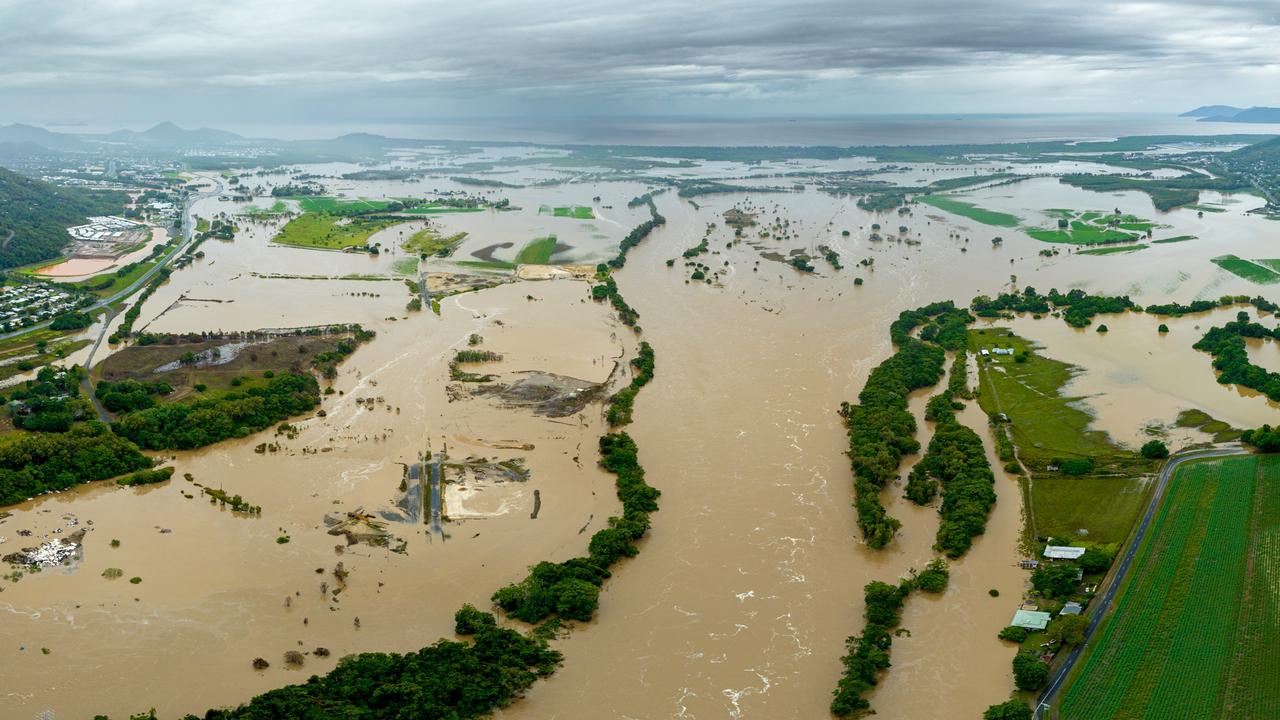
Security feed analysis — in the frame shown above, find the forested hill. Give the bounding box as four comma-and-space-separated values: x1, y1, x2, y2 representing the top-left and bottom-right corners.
0, 166, 128, 269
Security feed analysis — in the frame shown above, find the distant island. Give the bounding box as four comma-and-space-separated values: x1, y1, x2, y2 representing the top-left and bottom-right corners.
1182, 105, 1280, 123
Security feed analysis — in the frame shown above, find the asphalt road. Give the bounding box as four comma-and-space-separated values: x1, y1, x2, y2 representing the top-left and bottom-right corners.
1034, 445, 1247, 718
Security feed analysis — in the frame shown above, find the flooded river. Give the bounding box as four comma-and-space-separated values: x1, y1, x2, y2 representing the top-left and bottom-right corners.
4, 161, 1279, 718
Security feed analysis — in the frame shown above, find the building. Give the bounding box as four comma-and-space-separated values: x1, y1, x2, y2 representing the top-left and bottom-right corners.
1011, 609, 1052, 631
1043, 545, 1087, 560
1059, 601, 1083, 616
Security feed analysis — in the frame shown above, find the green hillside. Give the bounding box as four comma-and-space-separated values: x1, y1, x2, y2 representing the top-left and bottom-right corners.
0, 166, 129, 269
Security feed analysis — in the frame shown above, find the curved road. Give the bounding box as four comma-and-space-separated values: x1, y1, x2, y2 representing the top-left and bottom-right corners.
0, 174, 224, 343
1034, 444, 1247, 719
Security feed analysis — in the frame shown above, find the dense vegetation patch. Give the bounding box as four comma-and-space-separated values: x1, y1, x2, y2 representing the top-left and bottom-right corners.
1193, 312, 1280, 400
840, 302, 972, 548
0, 167, 129, 269
111, 372, 320, 449
0, 422, 153, 506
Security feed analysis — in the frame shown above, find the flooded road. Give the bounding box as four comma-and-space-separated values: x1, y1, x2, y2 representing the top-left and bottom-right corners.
4, 164, 1280, 718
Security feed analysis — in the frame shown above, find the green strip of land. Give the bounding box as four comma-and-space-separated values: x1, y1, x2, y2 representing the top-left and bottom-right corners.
515, 236, 559, 264
917, 195, 1021, 227
1077, 244, 1148, 256
1211, 254, 1280, 284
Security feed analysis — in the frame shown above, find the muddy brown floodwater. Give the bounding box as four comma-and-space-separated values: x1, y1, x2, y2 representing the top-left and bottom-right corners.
3, 168, 1279, 719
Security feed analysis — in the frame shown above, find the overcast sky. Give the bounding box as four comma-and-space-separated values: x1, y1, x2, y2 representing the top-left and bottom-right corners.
2, 0, 1277, 134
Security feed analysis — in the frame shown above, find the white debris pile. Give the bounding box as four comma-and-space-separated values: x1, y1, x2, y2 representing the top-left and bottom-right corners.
3, 536, 81, 567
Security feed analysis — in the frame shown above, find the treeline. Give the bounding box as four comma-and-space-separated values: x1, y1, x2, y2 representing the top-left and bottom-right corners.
606, 341, 654, 426
1242, 425, 1280, 452
840, 302, 971, 548
626, 188, 668, 208
906, 386, 997, 557
607, 198, 666, 269
1142, 294, 1276, 316
193, 619, 561, 720
590, 276, 639, 327
970, 287, 1133, 328
110, 268, 172, 342
1058, 173, 1248, 211
831, 560, 950, 716
493, 430, 659, 623
112, 372, 320, 450
1193, 312, 1280, 400
0, 422, 154, 506
312, 326, 376, 378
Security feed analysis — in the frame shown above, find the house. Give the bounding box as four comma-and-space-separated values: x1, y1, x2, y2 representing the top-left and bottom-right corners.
993, 347, 1015, 356
1043, 545, 1087, 560
1059, 601, 1083, 616
980, 349, 990, 357
1011, 609, 1052, 631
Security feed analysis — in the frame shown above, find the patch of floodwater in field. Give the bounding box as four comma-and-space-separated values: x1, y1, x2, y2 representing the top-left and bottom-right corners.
999, 308, 1280, 448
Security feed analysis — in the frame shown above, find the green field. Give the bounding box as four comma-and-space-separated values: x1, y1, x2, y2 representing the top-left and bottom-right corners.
542, 205, 595, 219
1078, 244, 1148, 256
917, 195, 1020, 227
273, 214, 403, 250
1211, 254, 1280, 284
1151, 235, 1196, 244
292, 197, 394, 215
1251, 258, 1280, 273
515, 235, 559, 264
970, 328, 1151, 543
401, 204, 486, 215
72, 261, 158, 298
1061, 454, 1280, 719
402, 227, 469, 257
1028, 210, 1150, 245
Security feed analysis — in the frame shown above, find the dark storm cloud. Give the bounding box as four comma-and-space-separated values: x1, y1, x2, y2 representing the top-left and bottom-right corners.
0, 0, 1277, 127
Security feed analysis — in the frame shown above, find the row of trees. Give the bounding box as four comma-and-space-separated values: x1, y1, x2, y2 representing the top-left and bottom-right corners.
831, 561, 950, 716
907, 387, 998, 557
606, 341, 654, 426
491, 431, 660, 623
970, 286, 1134, 328
195, 617, 561, 720
841, 303, 971, 548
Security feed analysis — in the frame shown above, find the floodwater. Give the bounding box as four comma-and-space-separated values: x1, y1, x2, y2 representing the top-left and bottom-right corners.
33, 227, 170, 279
4, 151, 1280, 719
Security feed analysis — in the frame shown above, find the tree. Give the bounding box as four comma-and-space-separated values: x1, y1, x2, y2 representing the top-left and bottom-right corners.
985, 699, 1034, 720
1158, 323, 1169, 333
453, 604, 496, 635
1140, 439, 1169, 459
1032, 561, 1079, 598
1046, 613, 1088, 646
1012, 652, 1049, 691
998, 625, 1029, 642
1242, 424, 1280, 452
1078, 547, 1112, 574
